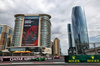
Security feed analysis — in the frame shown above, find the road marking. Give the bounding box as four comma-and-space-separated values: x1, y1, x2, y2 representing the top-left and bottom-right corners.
33, 62, 53, 64
0, 63, 12, 64
54, 62, 65, 63
0, 63, 12, 65
12, 62, 33, 64
0, 62, 66, 65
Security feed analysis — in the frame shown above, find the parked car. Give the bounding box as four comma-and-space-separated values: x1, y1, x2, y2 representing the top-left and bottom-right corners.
29, 57, 45, 61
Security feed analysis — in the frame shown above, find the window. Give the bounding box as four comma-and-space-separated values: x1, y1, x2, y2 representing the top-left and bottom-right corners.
0, 27, 2, 34
8, 29, 12, 35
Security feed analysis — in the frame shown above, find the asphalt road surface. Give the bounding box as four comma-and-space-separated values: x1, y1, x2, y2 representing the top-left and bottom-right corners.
0, 57, 65, 63
1, 64, 100, 66
46, 57, 64, 62
1, 57, 100, 66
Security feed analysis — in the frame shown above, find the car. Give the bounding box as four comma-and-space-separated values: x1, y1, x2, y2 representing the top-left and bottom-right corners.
29, 57, 45, 61
54, 56, 60, 59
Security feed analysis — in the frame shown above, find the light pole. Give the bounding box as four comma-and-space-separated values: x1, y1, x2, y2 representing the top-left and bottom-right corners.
93, 43, 96, 55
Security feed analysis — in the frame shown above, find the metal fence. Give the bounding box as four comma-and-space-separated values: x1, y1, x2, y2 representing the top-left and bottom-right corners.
85, 42, 100, 55
68, 42, 100, 55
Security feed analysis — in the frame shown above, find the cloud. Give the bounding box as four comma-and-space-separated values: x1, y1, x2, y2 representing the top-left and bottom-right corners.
0, 0, 100, 55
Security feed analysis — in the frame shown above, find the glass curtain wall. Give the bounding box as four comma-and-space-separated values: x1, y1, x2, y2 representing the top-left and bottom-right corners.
68, 24, 75, 48
72, 6, 89, 54
41, 16, 51, 48
12, 16, 23, 46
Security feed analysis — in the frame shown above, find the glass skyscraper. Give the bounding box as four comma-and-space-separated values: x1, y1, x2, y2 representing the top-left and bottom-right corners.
68, 24, 76, 55
72, 6, 89, 54
68, 24, 75, 48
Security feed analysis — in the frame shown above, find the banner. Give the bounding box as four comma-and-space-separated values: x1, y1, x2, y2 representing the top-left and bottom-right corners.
22, 16, 39, 46
64, 55, 100, 63
0, 56, 52, 61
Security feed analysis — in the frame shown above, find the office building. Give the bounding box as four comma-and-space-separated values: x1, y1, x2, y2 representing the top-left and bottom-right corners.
68, 24, 76, 55
8, 14, 51, 54
72, 6, 89, 54
68, 24, 75, 48
0, 24, 13, 51
51, 41, 54, 55
52, 38, 60, 56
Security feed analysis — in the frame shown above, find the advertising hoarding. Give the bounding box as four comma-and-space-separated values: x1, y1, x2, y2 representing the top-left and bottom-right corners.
22, 16, 39, 46
0, 56, 51, 62
64, 55, 100, 63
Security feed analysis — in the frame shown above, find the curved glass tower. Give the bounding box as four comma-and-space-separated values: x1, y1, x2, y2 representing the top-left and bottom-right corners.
12, 15, 24, 46
72, 6, 89, 54
41, 15, 51, 48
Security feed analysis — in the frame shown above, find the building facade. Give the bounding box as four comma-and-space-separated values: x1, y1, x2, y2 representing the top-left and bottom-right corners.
51, 41, 54, 55
0, 25, 13, 51
68, 24, 75, 48
68, 24, 76, 55
52, 38, 60, 56
9, 14, 51, 54
72, 6, 89, 54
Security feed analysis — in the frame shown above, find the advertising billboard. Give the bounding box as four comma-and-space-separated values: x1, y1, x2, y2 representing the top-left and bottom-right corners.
64, 55, 100, 63
22, 16, 39, 46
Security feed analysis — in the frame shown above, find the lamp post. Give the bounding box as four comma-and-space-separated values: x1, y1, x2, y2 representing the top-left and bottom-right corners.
93, 43, 96, 55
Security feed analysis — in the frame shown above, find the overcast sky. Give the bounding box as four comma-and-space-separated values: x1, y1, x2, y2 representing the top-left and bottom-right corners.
0, 0, 100, 55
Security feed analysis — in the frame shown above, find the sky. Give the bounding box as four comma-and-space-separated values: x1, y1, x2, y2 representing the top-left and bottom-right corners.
0, 0, 100, 55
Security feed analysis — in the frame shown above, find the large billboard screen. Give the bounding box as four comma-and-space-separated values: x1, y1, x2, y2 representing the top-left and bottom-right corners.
22, 16, 39, 46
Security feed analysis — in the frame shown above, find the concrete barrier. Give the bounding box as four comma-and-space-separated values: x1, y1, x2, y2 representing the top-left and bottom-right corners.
0, 56, 53, 62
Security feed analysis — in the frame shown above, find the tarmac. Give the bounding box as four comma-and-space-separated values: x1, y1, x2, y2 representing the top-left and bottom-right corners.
0, 62, 100, 66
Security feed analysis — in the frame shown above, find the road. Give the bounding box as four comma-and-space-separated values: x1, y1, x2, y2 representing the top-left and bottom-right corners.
46, 57, 64, 62
1, 64, 100, 66
0, 57, 65, 63
1, 57, 100, 66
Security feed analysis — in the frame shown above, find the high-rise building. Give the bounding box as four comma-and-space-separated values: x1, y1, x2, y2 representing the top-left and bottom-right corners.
0, 24, 13, 50
8, 14, 51, 54
52, 38, 60, 56
51, 41, 54, 54
68, 24, 76, 55
72, 6, 89, 54
68, 24, 75, 48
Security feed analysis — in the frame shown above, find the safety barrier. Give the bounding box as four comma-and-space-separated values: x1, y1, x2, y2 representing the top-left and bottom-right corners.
0, 56, 53, 62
